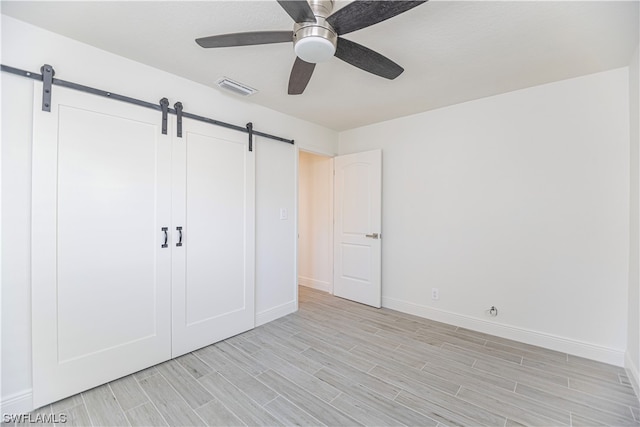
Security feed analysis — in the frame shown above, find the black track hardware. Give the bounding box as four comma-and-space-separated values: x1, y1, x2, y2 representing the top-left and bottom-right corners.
160, 98, 169, 135
174, 102, 183, 138
1, 64, 295, 147
246, 122, 254, 152
40, 64, 54, 112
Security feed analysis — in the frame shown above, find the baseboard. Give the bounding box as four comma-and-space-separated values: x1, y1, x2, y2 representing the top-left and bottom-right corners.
625, 351, 640, 403
382, 296, 625, 367
256, 300, 297, 327
1, 389, 33, 414
298, 276, 331, 292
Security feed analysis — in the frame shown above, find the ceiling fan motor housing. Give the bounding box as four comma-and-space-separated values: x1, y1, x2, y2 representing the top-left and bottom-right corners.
293, 0, 337, 63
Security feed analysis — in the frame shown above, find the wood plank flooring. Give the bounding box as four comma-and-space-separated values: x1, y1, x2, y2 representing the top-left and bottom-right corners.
21, 286, 639, 426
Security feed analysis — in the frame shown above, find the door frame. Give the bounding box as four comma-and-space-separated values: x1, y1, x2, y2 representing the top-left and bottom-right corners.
296, 147, 335, 297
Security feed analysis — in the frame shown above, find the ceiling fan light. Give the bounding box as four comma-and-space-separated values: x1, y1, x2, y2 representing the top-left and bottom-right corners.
294, 36, 336, 63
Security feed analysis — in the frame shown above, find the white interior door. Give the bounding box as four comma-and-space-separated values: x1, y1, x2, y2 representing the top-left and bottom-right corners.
333, 149, 382, 307
171, 118, 255, 357
31, 83, 172, 408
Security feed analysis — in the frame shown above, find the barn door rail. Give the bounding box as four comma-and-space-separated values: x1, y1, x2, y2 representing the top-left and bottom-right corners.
1, 63, 295, 148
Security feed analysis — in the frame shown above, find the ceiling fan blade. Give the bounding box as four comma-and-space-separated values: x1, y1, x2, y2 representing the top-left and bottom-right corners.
327, 1, 427, 35
277, 0, 316, 23
196, 31, 293, 48
288, 57, 316, 95
334, 37, 404, 79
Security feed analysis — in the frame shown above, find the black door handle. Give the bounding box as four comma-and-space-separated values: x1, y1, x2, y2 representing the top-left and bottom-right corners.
176, 226, 183, 247
161, 227, 168, 248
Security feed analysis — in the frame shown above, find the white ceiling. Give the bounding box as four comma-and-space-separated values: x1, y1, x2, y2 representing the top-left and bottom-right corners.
2, 0, 638, 131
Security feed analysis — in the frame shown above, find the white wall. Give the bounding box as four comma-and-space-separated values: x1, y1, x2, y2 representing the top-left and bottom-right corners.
339, 68, 630, 365
627, 43, 640, 392
1, 70, 34, 414
255, 136, 298, 325
0, 15, 338, 412
298, 151, 333, 292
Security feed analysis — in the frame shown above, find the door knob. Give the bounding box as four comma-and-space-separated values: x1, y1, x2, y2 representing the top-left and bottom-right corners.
365, 233, 379, 239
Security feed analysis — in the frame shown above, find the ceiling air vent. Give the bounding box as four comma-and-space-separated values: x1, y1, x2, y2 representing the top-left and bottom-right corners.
216, 77, 258, 97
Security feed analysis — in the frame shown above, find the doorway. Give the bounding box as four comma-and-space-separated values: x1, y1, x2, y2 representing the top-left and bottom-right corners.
298, 150, 333, 293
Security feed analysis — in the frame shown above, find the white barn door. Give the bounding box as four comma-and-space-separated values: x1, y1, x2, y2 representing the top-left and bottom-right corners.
333, 149, 382, 307
171, 118, 255, 357
31, 83, 172, 407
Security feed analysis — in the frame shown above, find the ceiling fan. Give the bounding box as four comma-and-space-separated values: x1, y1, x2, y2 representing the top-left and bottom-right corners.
195, 0, 427, 95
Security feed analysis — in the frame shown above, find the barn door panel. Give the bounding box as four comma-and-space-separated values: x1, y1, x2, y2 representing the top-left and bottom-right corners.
171, 118, 255, 357
31, 83, 172, 407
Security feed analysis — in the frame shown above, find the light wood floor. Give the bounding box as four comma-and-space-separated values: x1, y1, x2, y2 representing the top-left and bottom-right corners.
23, 286, 639, 426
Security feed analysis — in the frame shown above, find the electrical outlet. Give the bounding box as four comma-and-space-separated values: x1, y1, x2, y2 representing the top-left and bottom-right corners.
431, 288, 439, 300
